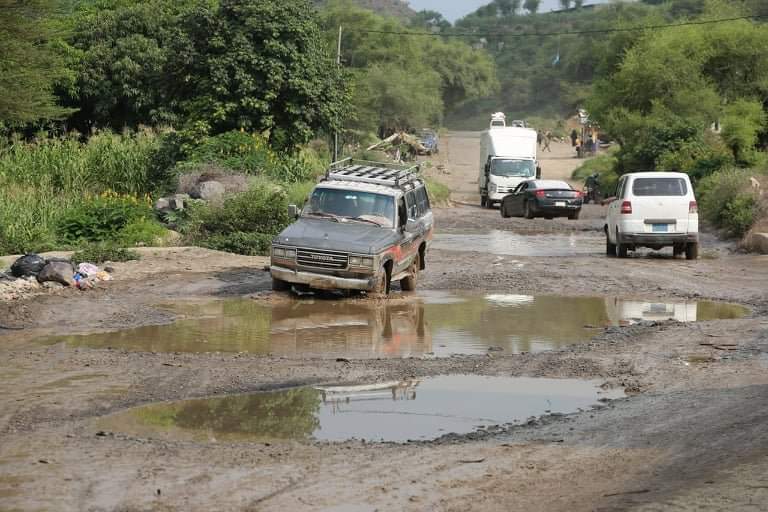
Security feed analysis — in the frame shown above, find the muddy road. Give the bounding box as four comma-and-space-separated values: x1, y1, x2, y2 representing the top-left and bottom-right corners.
1, 134, 768, 512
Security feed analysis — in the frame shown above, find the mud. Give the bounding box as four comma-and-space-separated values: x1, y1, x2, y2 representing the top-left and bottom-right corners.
1, 135, 767, 511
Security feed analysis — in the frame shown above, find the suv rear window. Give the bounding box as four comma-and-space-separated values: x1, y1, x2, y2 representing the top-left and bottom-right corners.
632, 178, 688, 197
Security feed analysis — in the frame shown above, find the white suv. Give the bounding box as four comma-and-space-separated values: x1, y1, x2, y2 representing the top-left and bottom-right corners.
605, 172, 699, 259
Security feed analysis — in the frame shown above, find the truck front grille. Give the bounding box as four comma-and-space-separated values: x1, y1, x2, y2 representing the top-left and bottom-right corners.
296, 248, 349, 270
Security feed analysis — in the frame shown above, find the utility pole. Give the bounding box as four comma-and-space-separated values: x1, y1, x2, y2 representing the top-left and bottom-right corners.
334, 25, 342, 162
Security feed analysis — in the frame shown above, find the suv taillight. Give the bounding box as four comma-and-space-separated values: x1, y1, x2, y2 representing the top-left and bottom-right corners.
689, 201, 698, 214
620, 201, 632, 214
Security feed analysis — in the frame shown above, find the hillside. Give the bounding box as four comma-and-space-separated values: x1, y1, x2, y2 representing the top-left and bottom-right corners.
315, 0, 416, 19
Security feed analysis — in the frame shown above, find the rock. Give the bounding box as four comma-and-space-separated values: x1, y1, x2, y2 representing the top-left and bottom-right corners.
37, 261, 75, 287
169, 196, 185, 211
191, 180, 225, 202
154, 198, 170, 211
10, 254, 47, 277
744, 232, 768, 254
42, 281, 65, 290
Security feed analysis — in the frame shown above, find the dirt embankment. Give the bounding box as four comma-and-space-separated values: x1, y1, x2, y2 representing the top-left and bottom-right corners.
1, 133, 767, 512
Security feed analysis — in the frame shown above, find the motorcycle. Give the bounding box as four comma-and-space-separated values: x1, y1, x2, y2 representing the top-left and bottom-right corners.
583, 173, 602, 204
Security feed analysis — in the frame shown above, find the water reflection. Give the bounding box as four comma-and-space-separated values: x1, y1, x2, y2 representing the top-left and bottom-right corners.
49, 294, 748, 357
97, 376, 623, 443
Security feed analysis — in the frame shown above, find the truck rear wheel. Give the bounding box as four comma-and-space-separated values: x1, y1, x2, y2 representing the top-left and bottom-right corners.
272, 277, 290, 292
400, 254, 419, 292
685, 242, 699, 260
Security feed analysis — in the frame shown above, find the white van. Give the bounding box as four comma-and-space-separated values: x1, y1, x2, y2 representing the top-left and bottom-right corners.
605, 172, 699, 259
479, 127, 540, 207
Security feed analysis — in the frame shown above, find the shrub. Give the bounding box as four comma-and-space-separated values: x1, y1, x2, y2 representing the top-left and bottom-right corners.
284, 180, 316, 207
202, 232, 274, 256
698, 168, 762, 237
183, 183, 291, 255
72, 243, 141, 265
57, 192, 155, 244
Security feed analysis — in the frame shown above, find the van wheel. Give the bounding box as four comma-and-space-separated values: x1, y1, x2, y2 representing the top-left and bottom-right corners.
606, 237, 616, 257
272, 277, 290, 292
524, 201, 534, 219
685, 242, 699, 260
400, 254, 419, 292
673, 245, 683, 258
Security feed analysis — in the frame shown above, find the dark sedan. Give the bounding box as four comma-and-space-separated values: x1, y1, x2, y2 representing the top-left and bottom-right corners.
500, 180, 583, 220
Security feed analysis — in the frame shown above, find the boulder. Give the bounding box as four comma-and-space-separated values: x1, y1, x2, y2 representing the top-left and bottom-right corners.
37, 261, 75, 287
10, 254, 47, 277
191, 181, 225, 202
154, 198, 171, 211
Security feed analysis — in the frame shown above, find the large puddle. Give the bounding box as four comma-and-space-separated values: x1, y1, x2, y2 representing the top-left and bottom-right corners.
47, 293, 748, 357
433, 231, 604, 257
96, 375, 623, 443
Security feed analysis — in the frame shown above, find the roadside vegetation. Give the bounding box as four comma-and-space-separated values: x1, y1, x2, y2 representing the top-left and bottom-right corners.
469, 0, 768, 240
0, 0, 478, 257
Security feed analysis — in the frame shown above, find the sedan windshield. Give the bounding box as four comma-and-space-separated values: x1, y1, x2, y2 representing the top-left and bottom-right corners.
304, 188, 395, 228
491, 159, 535, 178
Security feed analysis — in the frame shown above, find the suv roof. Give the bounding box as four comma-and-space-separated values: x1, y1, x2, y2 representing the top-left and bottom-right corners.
624, 171, 690, 179
324, 159, 425, 192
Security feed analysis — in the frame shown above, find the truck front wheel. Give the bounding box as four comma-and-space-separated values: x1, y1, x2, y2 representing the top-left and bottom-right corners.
272, 277, 290, 292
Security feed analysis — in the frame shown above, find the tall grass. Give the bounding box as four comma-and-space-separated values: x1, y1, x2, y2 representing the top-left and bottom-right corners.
0, 130, 168, 255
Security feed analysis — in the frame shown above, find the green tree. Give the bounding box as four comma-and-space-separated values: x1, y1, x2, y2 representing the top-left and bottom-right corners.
0, 0, 73, 125
559, 0, 571, 9
176, 0, 350, 149
523, 0, 541, 14
353, 63, 443, 134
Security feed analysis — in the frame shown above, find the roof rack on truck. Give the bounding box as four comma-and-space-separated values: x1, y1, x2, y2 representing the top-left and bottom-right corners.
325, 158, 422, 188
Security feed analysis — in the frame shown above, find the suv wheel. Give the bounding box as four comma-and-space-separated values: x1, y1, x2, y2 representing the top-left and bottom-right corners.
372, 266, 391, 296
685, 242, 699, 260
400, 254, 419, 292
272, 277, 290, 292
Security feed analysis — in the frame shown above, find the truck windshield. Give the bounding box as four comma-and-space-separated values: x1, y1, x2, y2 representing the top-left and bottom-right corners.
491, 159, 535, 178
304, 188, 395, 228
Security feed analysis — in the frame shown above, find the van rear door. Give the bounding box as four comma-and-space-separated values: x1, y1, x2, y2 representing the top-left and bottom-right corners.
629, 176, 691, 234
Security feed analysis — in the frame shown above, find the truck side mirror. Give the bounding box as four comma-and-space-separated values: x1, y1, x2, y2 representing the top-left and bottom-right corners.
288, 204, 299, 219
536, 166, 542, 179
405, 219, 418, 233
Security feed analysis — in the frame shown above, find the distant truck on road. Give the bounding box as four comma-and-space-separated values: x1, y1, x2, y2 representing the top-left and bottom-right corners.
479, 125, 540, 208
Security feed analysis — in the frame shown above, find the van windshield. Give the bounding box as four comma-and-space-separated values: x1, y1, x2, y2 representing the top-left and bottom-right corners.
491, 159, 535, 178
304, 188, 395, 228
632, 178, 688, 197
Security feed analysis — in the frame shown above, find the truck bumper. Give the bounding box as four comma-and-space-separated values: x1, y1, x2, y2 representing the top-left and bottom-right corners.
270, 265, 376, 291
619, 233, 698, 246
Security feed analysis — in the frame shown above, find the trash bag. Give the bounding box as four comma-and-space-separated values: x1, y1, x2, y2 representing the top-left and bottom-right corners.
10, 254, 47, 278
37, 261, 75, 287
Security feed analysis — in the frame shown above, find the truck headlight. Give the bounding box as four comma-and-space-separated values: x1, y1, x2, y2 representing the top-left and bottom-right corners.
284, 249, 296, 259
489, 183, 497, 193
273, 247, 286, 258
349, 256, 375, 268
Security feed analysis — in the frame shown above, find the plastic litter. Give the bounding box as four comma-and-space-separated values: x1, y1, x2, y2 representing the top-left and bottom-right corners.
77, 263, 100, 277
10, 254, 47, 277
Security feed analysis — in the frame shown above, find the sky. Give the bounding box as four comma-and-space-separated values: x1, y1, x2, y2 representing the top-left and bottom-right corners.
407, 0, 610, 22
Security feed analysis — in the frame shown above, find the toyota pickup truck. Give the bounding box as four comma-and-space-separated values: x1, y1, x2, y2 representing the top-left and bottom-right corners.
270, 159, 434, 295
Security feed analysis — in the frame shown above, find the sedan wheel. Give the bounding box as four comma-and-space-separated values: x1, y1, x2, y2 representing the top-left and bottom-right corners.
524, 201, 534, 219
